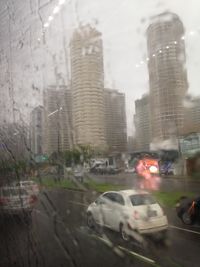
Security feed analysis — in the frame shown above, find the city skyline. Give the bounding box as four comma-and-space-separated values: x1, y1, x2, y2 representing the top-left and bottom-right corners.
0, 1, 200, 136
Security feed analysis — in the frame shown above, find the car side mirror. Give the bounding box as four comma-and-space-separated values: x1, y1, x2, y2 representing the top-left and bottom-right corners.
95, 198, 105, 205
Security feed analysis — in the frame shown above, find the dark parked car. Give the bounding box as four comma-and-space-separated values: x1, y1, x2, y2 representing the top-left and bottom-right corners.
90, 165, 121, 175
176, 196, 200, 225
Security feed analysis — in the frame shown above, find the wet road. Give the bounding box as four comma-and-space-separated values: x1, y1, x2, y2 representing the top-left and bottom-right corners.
1, 188, 200, 267
88, 173, 200, 194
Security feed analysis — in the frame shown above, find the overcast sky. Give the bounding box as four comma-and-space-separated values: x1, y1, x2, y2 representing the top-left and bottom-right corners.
75, 0, 200, 135
1, 0, 200, 134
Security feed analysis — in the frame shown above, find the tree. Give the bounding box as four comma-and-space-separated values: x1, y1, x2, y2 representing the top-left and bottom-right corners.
76, 145, 93, 163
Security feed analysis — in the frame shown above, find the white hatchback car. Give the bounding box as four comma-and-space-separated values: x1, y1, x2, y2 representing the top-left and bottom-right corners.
87, 189, 168, 241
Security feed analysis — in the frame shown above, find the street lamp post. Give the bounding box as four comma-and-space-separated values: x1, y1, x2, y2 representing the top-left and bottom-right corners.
48, 106, 63, 179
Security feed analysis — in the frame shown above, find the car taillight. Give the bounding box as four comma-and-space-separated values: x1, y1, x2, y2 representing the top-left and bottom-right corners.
29, 195, 37, 204
133, 210, 140, 220
0, 197, 9, 205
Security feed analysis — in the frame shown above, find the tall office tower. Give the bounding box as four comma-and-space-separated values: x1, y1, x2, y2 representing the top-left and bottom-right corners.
183, 95, 200, 134
70, 25, 106, 149
30, 106, 43, 155
147, 12, 188, 143
104, 89, 127, 153
43, 86, 72, 155
134, 94, 151, 151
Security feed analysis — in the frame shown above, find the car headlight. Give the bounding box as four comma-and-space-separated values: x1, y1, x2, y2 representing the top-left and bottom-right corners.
149, 166, 158, 173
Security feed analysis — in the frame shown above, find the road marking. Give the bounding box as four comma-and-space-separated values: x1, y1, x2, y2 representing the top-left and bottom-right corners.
169, 225, 200, 236
118, 246, 156, 266
69, 201, 88, 207
91, 234, 158, 266
92, 235, 113, 247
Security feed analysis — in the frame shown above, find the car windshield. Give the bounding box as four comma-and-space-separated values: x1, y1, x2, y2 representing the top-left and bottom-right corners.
130, 194, 157, 206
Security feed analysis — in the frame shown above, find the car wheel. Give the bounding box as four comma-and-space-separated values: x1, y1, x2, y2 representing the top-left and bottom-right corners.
181, 211, 193, 225
120, 223, 129, 241
87, 213, 95, 229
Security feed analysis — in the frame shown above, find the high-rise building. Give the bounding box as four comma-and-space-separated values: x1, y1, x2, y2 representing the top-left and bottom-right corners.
147, 12, 188, 143
183, 95, 200, 134
104, 89, 127, 153
134, 94, 151, 151
30, 106, 43, 155
70, 24, 106, 149
43, 86, 72, 155
127, 136, 136, 152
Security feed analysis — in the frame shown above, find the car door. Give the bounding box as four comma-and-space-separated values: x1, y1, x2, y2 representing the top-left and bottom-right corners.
91, 196, 107, 225
106, 193, 125, 231
97, 192, 116, 228
102, 193, 125, 230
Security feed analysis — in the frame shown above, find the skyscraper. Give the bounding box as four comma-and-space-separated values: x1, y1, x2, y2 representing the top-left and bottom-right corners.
104, 89, 127, 153
43, 86, 72, 155
70, 24, 106, 149
134, 94, 151, 151
183, 95, 200, 134
147, 12, 188, 143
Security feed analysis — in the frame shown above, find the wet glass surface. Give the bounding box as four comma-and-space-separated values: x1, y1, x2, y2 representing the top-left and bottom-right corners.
0, 1, 200, 266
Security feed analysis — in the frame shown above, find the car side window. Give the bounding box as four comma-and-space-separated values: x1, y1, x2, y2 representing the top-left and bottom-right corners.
103, 193, 124, 205
112, 193, 125, 206
103, 193, 113, 202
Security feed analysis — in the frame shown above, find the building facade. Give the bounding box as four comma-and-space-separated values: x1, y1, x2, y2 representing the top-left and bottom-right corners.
183, 95, 200, 134
147, 12, 188, 143
70, 24, 106, 149
104, 89, 127, 153
127, 136, 136, 152
134, 94, 151, 151
43, 86, 72, 155
30, 106, 43, 156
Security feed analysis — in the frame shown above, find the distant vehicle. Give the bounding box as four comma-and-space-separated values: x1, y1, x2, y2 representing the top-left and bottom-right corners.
73, 168, 84, 183
87, 189, 168, 242
13, 180, 39, 195
0, 186, 37, 217
90, 164, 121, 175
176, 196, 200, 225
160, 161, 174, 175
136, 157, 160, 190
90, 158, 121, 175
125, 167, 136, 173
